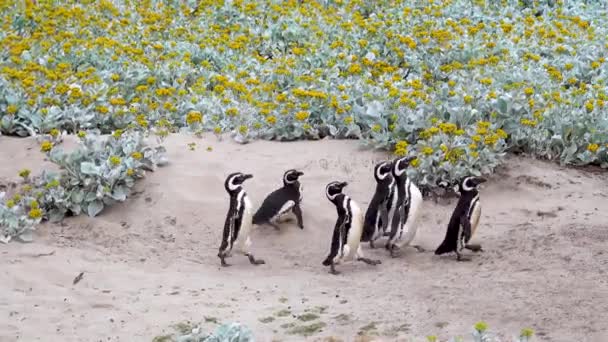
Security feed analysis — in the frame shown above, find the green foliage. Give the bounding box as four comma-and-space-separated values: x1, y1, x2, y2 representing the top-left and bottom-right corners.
1, 0, 607, 190
0, 130, 167, 243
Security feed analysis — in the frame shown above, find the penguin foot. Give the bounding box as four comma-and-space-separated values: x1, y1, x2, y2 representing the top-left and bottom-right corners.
389, 248, 402, 258
247, 254, 266, 265
329, 264, 340, 275
465, 244, 483, 252
358, 257, 381, 265
369, 241, 376, 249
456, 253, 471, 262
412, 245, 426, 253
219, 257, 231, 267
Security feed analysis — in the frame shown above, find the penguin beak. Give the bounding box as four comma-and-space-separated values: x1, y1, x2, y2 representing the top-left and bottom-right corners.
473, 177, 487, 186
242, 174, 253, 181
339, 181, 348, 188
297, 171, 304, 176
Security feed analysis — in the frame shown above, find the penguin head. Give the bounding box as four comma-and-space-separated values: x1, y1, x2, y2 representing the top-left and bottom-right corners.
459, 176, 487, 193
391, 155, 416, 179
325, 181, 348, 201
225, 172, 253, 193
283, 169, 304, 186
373, 161, 392, 183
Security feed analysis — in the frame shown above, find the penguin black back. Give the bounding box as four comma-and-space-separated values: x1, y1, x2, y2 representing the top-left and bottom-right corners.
252, 169, 305, 229
434, 176, 486, 258
361, 161, 393, 242
322, 181, 350, 267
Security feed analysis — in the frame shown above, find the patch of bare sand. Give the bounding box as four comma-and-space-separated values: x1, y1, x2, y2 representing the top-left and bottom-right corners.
1, 134, 607, 342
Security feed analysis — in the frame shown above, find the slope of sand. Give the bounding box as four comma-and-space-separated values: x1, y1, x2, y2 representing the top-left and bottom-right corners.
1, 134, 607, 342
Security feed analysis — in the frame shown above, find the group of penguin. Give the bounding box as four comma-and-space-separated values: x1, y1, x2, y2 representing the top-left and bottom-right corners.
217, 155, 486, 275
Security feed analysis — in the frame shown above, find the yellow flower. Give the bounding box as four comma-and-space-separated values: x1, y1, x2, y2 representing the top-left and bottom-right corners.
77, 131, 86, 138
427, 336, 438, 342
111, 73, 120, 81
464, 95, 473, 104
226, 108, 238, 116
344, 116, 353, 125
214, 126, 222, 134
109, 156, 121, 167
131, 152, 143, 160
6, 104, 18, 115
5, 200, 15, 208
372, 124, 382, 132
524, 87, 534, 96
410, 158, 420, 167
295, 111, 310, 121
40, 141, 53, 152
19, 169, 31, 178
266, 116, 277, 125
186, 111, 203, 125
126, 168, 135, 176
28, 208, 43, 219
422, 146, 434, 155
520, 328, 534, 338
30, 200, 39, 209
587, 143, 599, 153
496, 129, 508, 139
439, 122, 458, 134
474, 321, 488, 333
238, 125, 248, 135
585, 101, 594, 113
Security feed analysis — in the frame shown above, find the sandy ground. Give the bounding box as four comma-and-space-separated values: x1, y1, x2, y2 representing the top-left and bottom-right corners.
1, 134, 607, 342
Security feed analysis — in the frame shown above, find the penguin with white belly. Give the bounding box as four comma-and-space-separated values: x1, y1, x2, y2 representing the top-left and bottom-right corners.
386, 155, 424, 257
361, 161, 394, 248
253, 169, 305, 230
434, 176, 486, 261
322, 181, 381, 275
217, 172, 265, 267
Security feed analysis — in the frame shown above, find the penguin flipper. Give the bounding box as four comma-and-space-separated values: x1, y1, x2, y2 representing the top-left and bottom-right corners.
460, 214, 472, 243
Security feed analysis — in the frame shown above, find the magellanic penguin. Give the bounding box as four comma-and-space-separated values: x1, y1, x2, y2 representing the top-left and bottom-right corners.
386, 155, 424, 257
434, 176, 487, 261
361, 161, 394, 248
252, 169, 305, 230
322, 181, 381, 275
218, 172, 265, 267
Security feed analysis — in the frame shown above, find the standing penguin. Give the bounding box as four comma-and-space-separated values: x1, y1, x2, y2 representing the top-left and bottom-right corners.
322, 181, 381, 275
386, 155, 424, 257
252, 169, 305, 230
361, 161, 394, 248
218, 172, 265, 267
434, 176, 486, 261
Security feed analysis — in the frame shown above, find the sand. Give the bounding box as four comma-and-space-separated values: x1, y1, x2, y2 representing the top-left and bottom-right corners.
1, 134, 607, 342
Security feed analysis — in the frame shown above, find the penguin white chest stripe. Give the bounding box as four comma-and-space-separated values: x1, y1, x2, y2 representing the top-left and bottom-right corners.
299, 183, 303, 202
468, 195, 481, 238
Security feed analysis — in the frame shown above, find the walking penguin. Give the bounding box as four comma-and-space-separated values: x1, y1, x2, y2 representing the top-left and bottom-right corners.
322, 181, 381, 275
218, 172, 265, 267
386, 155, 424, 257
361, 161, 394, 248
252, 169, 305, 230
434, 176, 486, 261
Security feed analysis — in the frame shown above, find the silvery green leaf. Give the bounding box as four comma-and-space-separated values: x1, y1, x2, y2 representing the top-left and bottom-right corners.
111, 186, 128, 201
81, 162, 100, 175
11, 230, 33, 243
87, 200, 104, 217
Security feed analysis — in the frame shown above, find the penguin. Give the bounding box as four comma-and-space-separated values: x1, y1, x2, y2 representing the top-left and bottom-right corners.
252, 169, 305, 230
386, 155, 424, 257
360, 161, 394, 248
322, 181, 381, 275
217, 172, 265, 267
434, 176, 487, 261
